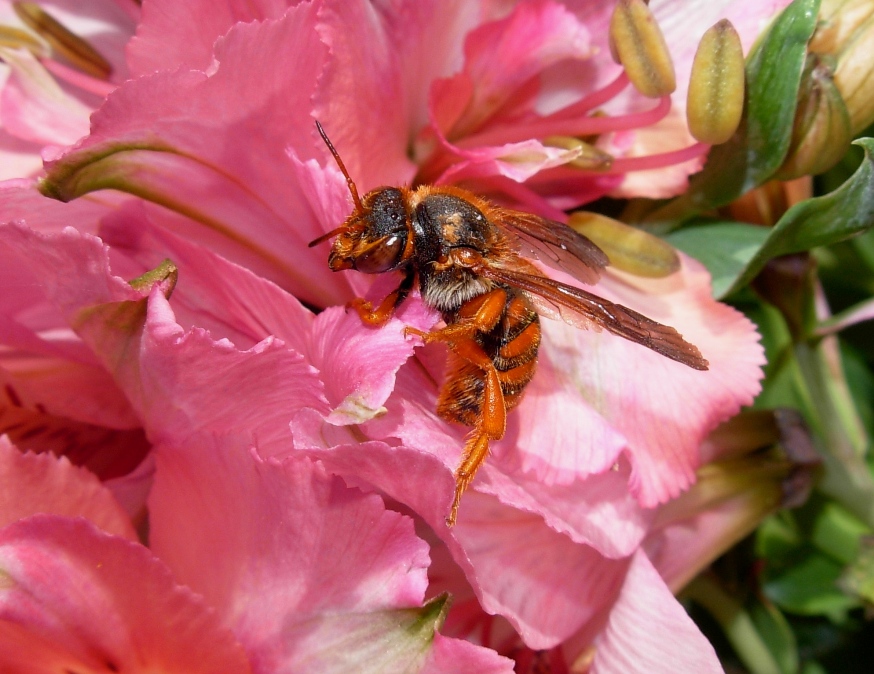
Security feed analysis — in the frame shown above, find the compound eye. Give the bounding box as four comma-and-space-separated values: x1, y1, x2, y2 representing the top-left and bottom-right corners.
353, 234, 405, 273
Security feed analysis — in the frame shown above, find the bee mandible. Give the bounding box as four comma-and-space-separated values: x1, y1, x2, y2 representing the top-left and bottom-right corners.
309, 121, 709, 526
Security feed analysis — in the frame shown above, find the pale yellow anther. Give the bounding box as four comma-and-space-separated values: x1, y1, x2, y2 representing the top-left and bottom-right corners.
609, 0, 676, 98
544, 136, 614, 170
569, 211, 680, 277
0, 25, 47, 54
543, 135, 584, 151
687, 19, 745, 145
13, 2, 112, 80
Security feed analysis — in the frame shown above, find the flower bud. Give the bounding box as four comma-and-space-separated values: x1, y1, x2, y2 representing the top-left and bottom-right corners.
650, 409, 819, 593
609, 0, 676, 97
687, 20, 746, 145
776, 54, 852, 179
810, 0, 874, 134
568, 211, 680, 277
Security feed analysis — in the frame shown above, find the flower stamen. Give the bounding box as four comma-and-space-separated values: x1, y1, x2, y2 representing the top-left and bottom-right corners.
458, 95, 673, 150
609, 0, 677, 98
13, 1, 112, 80
544, 136, 614, 170
687, 19, 745, 145
0, 24, 46, 54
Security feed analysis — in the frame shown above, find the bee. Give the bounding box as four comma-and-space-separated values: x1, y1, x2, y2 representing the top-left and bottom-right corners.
309, 121, 709, 526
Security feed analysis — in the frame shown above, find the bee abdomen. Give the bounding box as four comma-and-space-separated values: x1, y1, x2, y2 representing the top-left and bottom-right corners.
437, 292, 541, 429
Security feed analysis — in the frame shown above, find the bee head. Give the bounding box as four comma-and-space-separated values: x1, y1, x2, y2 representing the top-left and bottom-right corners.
308, 121, 411, 274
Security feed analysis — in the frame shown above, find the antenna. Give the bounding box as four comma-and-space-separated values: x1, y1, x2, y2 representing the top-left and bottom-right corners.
315, 120, 363, 213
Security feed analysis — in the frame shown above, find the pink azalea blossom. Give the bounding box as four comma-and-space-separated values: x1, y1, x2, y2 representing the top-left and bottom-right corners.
0, 0, 793, 671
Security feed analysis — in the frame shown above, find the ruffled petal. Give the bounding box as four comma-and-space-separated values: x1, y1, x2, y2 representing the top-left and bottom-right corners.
0, 437, 135, 539
148, 433, 484, 670
518, 256, 764, 507
0, 516, 252, 673
591, 551, 722, 674
44, 8, 357, 307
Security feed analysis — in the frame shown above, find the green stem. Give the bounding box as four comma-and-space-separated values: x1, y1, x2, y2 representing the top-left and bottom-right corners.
794, 340, 874, 527
685, 574, 782, 674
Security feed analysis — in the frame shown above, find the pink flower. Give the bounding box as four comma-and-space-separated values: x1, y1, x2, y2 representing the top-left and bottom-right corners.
0, 223, 511, 672
0, 1, 135, 178
0, 0, 790, 671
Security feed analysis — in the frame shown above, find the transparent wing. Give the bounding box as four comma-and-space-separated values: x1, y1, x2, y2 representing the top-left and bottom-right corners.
491, 208, 608, 286
479, 264, 709, 370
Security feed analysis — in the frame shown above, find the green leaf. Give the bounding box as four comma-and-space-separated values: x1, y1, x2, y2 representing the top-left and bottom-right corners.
809, 501, 868, 566
725, 137, 874, 294
646, 0, 820, 226
764, 550, 858, 619
838, 537, 874, 605
667, 222, 770, 297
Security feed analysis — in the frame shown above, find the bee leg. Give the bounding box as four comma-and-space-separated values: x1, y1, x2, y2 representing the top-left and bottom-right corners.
441, 337, 506, 526
405, 289, 508, 343
350, 271, 415, 326
448, 430, 490, 526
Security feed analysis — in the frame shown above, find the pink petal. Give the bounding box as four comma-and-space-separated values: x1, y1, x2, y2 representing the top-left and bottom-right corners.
291, 406, 458, 529
47, 8, 358, 307
432, 0, 591, 138
590, 551, 722, 674
423, 633, 514, 674
308, 294, 434, 425
450, 493, 629, 649
0, 132, 43, 179
435, 139, 584, 185
291, 414, 630, 650
0, 515, 252, 672
524, 256, 764, 507
128, 0, 286, 74
1, 220, 327, 455
148, 434, 466, 669
0, 217, 143, 429
99, 210, 318, 354
477, 462, 653, 558
0, 49, 91, 146
0, 437, 135, 539
124, 289, 327, 449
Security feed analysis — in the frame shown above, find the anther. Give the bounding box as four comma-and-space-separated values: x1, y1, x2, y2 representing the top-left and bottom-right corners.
13, 2, 112, 80
609, 0, 676, 98
544, 136, 614, 170
687, 20, 745, 145
0, 25, 47, 54
569, 211, 680, 277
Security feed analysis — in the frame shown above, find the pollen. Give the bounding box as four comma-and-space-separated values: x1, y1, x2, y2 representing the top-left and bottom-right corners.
609, 0, 676, 98
687, 19, 745, 145
13, 1, 112, 80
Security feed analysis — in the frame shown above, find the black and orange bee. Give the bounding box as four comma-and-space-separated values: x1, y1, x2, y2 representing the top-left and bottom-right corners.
309, 121, 709, 526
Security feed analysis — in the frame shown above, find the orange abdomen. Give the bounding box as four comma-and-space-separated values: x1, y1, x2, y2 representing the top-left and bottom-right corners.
437, 291, 541, 431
